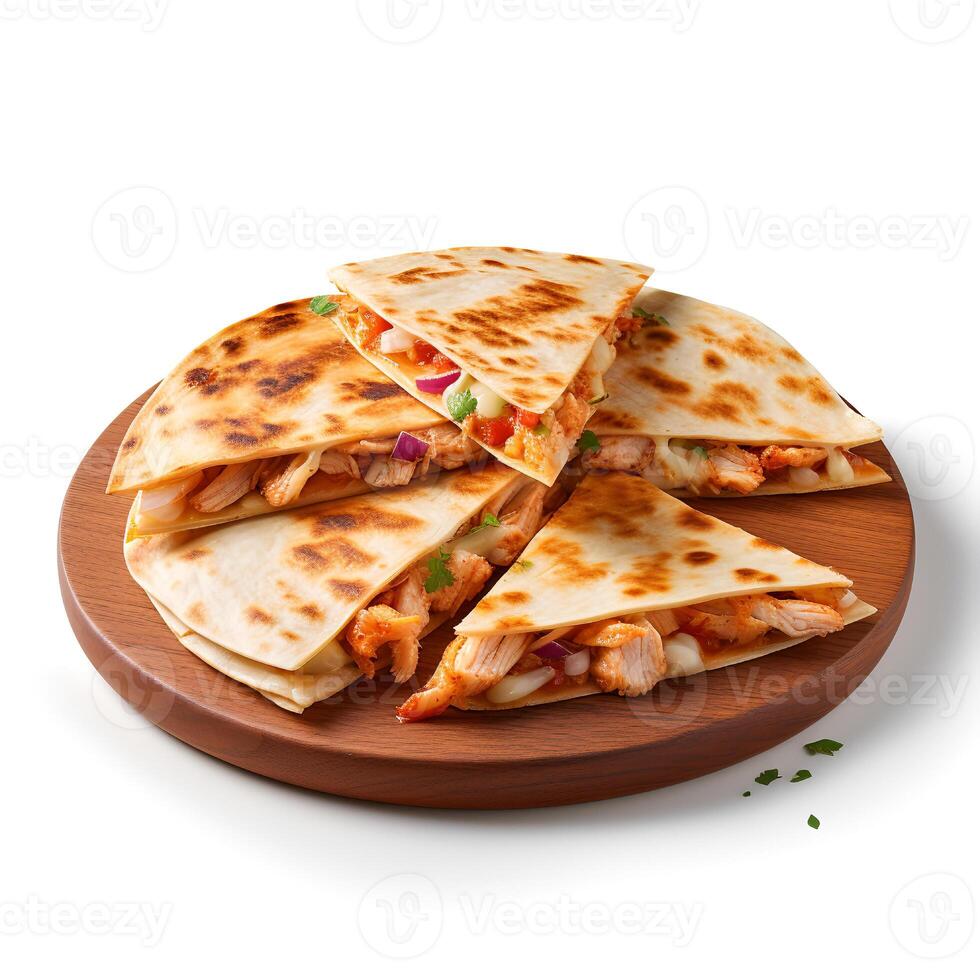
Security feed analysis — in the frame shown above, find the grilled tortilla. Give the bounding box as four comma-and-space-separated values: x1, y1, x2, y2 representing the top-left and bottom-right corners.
397, 473, 875, 719
586, 288, 890, 496
125, 464, 559, 711
329, 248, 652, 486
108, 297, 484, 537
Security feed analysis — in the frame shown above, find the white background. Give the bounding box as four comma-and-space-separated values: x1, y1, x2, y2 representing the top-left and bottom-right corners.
2, 1, 978, 975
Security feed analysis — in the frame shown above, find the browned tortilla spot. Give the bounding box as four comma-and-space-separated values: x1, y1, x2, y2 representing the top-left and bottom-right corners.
685, 550, 717, 564
247, 606, 275, 625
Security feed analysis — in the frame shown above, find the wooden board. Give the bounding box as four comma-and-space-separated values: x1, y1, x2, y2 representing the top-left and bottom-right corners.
59, 390, 914, 809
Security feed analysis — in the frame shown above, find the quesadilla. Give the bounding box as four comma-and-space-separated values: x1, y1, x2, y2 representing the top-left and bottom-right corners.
583, 289, 890, 496
329, 248, 653, 486
397, 472, 874, 720
125, 464, 564, 711
108, 297, 486, 537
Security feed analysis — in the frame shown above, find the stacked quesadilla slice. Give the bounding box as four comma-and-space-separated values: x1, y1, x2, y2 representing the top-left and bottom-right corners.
585, 289, 890, 496
397, 472, 874, 719
108, 297, 485, 537
125, 464, 562, 711
329, 248, 653, 486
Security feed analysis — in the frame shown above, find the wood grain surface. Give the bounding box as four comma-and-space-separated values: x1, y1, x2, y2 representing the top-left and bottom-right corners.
59, 389, 915, 808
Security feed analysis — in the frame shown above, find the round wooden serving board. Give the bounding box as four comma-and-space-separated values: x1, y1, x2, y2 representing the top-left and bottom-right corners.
60, 390, 914, 809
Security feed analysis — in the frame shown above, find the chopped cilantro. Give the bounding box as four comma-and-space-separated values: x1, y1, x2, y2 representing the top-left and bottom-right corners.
514, 559, 533, 573
804, 739, 843, 757
424, 549, 455, 594
807, 814, 821, 830
790, 769, 812, 783
691, 445, 709, 460
447, 388, 478, 423
633, 307, 670, 327
755, 769, 781, 786
742, 791, 751, 797
577, 430, 600, 455
310, 296, 339, 316
467, 514, 501, 535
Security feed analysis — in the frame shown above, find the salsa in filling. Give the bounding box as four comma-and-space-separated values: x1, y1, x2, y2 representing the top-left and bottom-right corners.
134, 422, 484, 529
580, 435, 874, 495
340, 298, 626, 472
340, 480, 559, 683
397, 587, 858, 721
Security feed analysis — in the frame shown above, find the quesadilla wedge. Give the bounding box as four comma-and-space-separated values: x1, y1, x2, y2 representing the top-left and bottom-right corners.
397, 472, 875, 720
329, 248, 653, 486
125, 464, 564, 710
584, 289, 890, 496
108, 297, 486, 537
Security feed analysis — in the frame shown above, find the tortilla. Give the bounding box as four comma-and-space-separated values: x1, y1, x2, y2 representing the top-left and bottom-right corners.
107, 297, 454, 535
589, 288, 890, 494
124, 463, 523, 673
330, 248, 653, 484
402, 472, 875, 716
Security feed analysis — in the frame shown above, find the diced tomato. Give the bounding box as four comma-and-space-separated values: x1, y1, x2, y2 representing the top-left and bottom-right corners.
359, 309, 393, 347
473, 414, 516, 447
514, 408, 541, 429
406, 340, 456, 373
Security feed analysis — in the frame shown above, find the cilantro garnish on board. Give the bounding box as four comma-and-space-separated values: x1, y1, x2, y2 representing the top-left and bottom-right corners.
424, 549, 455, 594
804, 739, 843, 756
790, 770, 812, 783
310, 296, 339, 316
755, 769, 781, 786
447, 389, 477, 422
807, 815, 821, 830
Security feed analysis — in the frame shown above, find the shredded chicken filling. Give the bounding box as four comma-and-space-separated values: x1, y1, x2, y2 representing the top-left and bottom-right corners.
343, 480, 557, 685
397, 588, 852, 721
341, 299, 622, 469
581, 436, 868, 495
136, 422, 482, 524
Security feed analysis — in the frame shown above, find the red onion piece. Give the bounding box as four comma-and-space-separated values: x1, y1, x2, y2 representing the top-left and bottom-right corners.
535, 641, 571, 661
416, 370, 461, 394
391, 431, 430, 463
